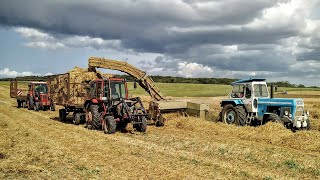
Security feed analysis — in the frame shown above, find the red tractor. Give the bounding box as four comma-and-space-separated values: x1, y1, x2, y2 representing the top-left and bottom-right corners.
10, 80, 55, 111
83, 78, 148, 134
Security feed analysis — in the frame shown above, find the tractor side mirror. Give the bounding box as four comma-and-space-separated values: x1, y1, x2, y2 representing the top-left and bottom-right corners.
133, 80, 137, 89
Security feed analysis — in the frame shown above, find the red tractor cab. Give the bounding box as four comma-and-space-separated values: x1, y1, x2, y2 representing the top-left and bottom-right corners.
26, 82, 55, 111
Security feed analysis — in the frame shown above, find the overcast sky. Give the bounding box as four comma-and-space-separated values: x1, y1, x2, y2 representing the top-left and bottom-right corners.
0, 0, 319, 86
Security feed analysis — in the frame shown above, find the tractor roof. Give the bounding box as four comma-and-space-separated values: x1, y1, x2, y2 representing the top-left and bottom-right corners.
231, 78, 266, 85
30, 82, 47, 84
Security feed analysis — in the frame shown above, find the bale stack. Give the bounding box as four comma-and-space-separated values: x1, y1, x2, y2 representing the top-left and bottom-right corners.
50, 66, 113, 106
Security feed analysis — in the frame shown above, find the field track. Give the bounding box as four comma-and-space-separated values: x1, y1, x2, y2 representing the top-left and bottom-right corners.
0, 84, 320, 179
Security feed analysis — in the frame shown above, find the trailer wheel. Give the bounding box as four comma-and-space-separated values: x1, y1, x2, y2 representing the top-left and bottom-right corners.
34, 102, 39, 111
104, 116, 116, 134
28, 98, 34, 110
221, 104, 246, 125
73, 113, 81, 125
17, 100, 21, 108
266, 113, 283, 125
135, 116, 147, 132
59, 109, 67, 121
22, 101, 27, 108
91, 105, 102, 130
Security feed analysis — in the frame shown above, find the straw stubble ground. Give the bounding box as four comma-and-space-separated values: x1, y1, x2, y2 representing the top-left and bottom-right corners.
0, 84, 320, 179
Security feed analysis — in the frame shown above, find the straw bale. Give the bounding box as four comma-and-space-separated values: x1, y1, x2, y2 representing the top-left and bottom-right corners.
51, 66, 113, 105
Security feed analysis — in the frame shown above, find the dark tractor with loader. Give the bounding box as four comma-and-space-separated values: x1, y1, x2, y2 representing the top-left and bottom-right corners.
219, 78, 310, 130
84, 78, 148, 134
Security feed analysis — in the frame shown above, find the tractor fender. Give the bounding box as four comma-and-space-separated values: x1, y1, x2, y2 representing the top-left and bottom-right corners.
262, 113, 272, 122
91, 99, 98, 104
221, 100, 243, 107
84, 100, 93, 111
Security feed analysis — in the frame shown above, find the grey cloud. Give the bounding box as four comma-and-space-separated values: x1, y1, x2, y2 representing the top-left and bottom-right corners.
0, 0, 287, 53
297, 50, 320, 61
0, 0, 319, 85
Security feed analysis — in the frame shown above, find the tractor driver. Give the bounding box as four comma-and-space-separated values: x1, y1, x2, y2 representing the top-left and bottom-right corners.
110, 84, 119, 99
35, 84, 46, 94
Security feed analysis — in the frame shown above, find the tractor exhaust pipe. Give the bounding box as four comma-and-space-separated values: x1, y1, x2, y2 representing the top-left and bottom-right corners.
270, 84, 277, 98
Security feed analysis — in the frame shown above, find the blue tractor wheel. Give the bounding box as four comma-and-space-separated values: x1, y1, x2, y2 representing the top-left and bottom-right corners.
266, 113, 283, 125
221, 104, 246, 126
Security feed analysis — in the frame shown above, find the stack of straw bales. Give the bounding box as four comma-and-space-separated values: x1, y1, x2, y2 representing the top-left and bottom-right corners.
50, 66, 112, 106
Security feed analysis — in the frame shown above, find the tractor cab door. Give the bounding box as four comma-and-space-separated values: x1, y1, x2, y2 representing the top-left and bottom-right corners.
109, 79, 128, 99
89, 80, 104, 99
242, 84, 257, 113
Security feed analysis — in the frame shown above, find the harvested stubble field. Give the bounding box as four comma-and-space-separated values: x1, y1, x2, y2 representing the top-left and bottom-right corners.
0, 81, 320, 179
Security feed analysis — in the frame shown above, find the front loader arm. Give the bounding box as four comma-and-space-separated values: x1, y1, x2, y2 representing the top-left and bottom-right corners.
88, 56, 165, 101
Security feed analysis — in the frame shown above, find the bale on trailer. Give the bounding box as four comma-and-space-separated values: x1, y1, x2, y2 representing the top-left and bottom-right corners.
49, 66, 112, 123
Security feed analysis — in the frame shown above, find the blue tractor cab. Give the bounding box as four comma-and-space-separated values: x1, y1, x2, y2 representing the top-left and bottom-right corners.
220, 78, 310, 130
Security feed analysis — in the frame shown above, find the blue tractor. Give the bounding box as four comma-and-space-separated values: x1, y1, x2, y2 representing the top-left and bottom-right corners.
220, 78, 310, 130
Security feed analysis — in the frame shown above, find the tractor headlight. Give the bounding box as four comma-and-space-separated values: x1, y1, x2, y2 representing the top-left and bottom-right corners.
306, 111, 310, 116
284, 111, 289, 116
253, 99, 258, 108
289, 114, 292, 118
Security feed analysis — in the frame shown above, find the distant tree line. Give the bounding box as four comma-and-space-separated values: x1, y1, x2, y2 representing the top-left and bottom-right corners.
113, 75, 237, 85
267, 81, 318, 88
1, 75, 318, 88
0, 75, 58, 82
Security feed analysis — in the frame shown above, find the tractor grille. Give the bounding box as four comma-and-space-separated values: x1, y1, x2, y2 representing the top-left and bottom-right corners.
41, 94, 48, 101
295, 106, 303, 117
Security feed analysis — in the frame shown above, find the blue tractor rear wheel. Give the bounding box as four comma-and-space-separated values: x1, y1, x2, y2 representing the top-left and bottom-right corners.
221, 104, 246, 126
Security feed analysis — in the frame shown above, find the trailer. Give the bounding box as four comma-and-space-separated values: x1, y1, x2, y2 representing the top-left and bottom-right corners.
49, 73, 88, 124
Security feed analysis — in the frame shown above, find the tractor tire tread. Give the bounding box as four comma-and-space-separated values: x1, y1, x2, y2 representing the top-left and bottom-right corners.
28, 98, 34, 110
104, 116, 116, 134
235, 106, 246, 126
73, 113, 81, 125
267, 113, 283, 125
91, 105, 102, 130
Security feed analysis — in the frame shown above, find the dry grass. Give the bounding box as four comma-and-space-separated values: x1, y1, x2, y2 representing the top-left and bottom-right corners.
0, 84, 320, 179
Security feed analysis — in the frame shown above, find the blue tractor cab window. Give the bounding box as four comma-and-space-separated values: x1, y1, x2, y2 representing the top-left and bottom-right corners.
231, 84, 245, 98
253, 84, 268, 97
